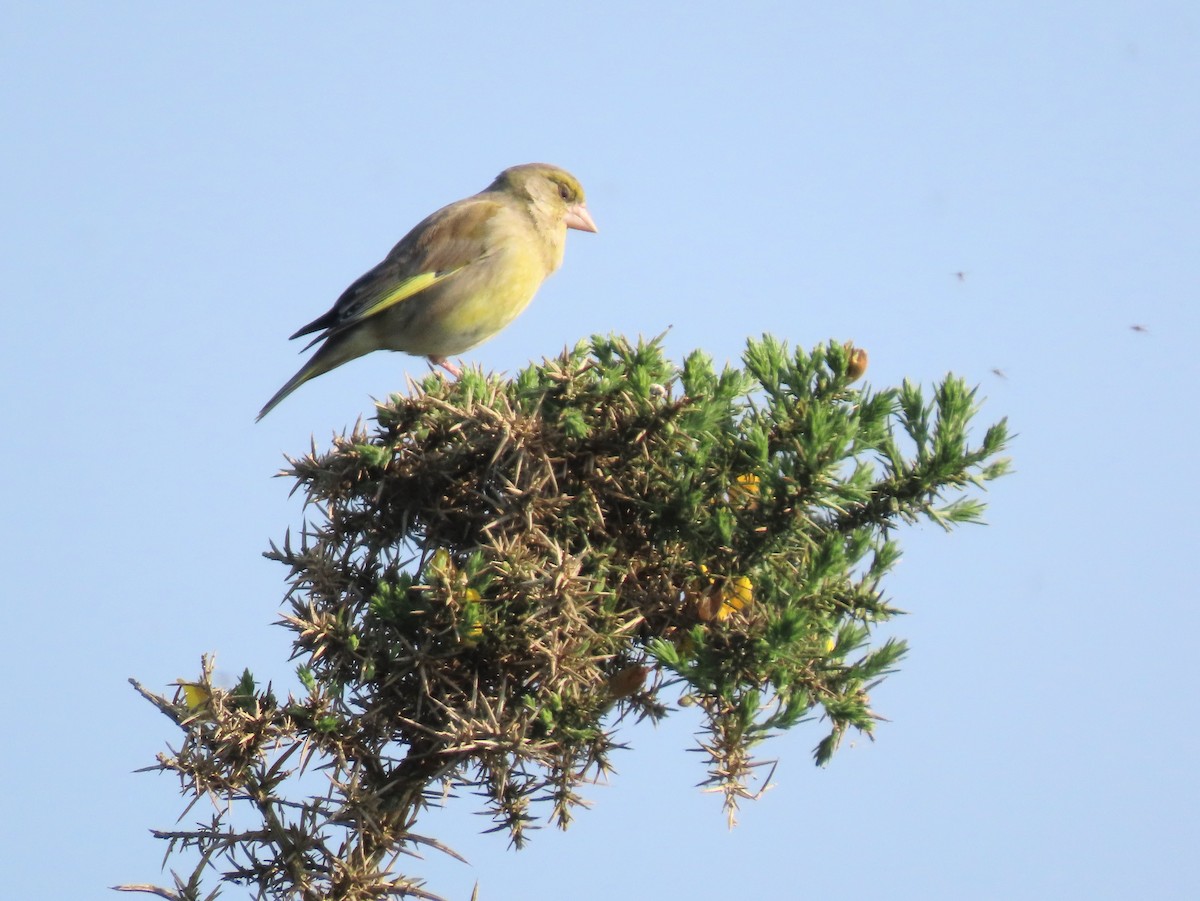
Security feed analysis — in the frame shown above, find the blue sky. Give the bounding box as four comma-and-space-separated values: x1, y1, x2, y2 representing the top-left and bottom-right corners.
3, 3, 1197, 898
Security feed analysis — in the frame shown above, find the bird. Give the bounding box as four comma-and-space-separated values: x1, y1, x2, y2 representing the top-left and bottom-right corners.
256, 163, 597, 420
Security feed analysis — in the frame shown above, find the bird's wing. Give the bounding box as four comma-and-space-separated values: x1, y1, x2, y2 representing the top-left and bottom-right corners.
316, 195, 510, 336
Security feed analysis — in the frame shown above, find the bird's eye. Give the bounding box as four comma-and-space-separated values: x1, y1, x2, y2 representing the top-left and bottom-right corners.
558, 183, 572, 201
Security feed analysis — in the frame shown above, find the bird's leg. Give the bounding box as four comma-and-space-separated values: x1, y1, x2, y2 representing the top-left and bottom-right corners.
428, 356, 463, 378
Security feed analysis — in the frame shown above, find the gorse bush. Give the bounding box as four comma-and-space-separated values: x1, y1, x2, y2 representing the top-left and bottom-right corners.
125, 335, 1009, 901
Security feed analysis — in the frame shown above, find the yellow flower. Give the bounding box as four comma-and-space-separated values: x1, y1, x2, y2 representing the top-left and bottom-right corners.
686, 565, 754, 622
735, 473, 760, 495
716, 575, 754, 620
729, 472, 761, 510
177, 681, 211, 711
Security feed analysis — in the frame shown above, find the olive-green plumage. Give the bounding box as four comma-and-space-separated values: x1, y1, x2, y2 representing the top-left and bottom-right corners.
257, 163, 597, 420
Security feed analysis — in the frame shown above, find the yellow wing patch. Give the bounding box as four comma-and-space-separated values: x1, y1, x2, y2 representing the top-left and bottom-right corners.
355, 267, 464, 321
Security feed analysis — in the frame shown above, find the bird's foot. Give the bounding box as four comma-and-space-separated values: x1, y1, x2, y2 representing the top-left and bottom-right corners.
428, 356, 463, 378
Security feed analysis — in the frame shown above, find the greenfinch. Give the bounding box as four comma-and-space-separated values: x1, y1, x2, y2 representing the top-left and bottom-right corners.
257, 163, 597, 420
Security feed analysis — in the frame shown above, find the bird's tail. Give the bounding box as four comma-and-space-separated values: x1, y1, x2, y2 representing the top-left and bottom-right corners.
255, 333, 371, 421
256, 365, 318, 421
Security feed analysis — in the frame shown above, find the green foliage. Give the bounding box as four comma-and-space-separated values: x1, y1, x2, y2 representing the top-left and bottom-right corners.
126, 335, 1009, 900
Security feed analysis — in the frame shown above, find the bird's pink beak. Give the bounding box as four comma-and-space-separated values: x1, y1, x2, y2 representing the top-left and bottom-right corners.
565, 203, 598, 233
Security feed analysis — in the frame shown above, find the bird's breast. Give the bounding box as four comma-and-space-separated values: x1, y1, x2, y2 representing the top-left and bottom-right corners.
369, 249, 550, 357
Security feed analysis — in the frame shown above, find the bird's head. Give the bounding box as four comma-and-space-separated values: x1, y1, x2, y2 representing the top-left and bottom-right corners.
491, 163, 598, 234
